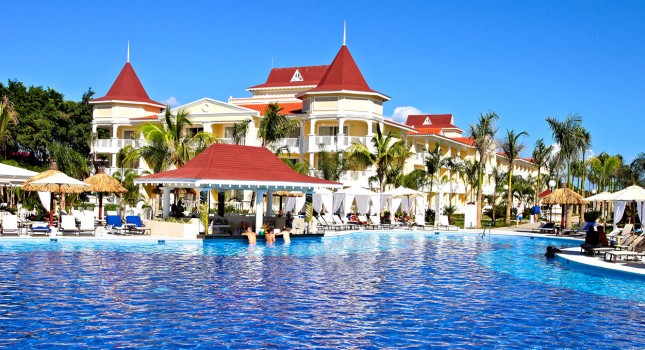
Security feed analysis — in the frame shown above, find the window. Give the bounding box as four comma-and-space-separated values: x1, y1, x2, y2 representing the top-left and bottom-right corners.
318, 126, 349, 136
291, 69, 304, 82
224, 127, 235, 139
186, 127, 203, 137
123, 130, 136, 139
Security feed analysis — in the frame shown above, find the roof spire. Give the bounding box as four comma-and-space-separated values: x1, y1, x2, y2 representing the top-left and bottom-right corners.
343, 21, 346, 46
127, 41, 130, 63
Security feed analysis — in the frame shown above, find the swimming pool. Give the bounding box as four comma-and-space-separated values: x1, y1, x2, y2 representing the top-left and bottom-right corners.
0, 232, 643, 348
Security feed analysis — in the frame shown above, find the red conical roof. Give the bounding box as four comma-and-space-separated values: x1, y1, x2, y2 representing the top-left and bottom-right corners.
307, 45, 380, 94
91, 62, 164, 108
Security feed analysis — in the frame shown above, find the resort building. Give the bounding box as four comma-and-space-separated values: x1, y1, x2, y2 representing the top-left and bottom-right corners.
89, 43, 541, 216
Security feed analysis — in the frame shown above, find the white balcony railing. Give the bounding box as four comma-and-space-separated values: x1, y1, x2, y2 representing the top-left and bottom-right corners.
94, 138, 145, 153
306, 136, 372, 153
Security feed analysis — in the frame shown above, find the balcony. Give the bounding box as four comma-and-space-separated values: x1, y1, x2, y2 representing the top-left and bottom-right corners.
412, 152, 428, 165
305, 136, 372, 153
273, 138, 300, 154
94, 138, 145, 153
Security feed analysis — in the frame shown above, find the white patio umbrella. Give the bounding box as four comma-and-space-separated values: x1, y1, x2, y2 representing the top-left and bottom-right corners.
23, 173, 90, 226
609, 185, 645, 201
608, 185, 645, 248
585, 191, 614, 230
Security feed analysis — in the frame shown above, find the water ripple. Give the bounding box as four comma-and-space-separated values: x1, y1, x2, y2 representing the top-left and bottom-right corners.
0, 234, 643, 348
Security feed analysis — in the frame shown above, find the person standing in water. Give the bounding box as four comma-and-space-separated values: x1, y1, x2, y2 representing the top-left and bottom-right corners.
242, 226, 257, 245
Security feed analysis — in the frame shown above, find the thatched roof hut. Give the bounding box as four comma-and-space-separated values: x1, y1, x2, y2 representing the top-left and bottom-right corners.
541, 188, 586, 205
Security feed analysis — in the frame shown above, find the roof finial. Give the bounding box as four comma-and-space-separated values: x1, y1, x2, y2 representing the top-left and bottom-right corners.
127, 41, 130, 63
343, 21, 346, 46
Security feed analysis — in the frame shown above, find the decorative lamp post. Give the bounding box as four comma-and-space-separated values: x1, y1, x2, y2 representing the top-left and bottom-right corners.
548, 180, 556, 223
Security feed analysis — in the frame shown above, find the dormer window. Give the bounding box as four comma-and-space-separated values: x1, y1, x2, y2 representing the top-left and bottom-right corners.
423, 116, 432, 125
290, 69, 304, 82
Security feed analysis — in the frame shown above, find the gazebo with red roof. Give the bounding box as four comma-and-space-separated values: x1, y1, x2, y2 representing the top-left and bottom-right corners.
134, 143, 341, 231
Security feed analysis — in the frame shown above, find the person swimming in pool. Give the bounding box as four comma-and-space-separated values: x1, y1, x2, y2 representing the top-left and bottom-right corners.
242, 226, 257, 245
545, 245, 561, 258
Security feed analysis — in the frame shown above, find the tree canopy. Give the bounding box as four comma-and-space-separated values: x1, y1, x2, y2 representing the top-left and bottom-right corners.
0, 79, 93, 169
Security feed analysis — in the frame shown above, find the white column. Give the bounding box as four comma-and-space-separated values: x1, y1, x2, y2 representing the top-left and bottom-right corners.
308, 118, 317, 154
367, 120, 373, 136
162, 187, 172, 219
298, 125, 305, 161
111, 124, 118, 138
337, 117, 346, 151
254, 189, 266, 232
202, 122, 212, 134
266, 190, 274, 216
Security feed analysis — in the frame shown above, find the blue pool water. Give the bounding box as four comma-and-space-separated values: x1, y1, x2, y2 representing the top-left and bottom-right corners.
1, 232, 644, 349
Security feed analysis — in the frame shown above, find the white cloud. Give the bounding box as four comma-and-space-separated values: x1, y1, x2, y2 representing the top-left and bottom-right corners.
162, 96, 179, 107
389, 106, 422, 123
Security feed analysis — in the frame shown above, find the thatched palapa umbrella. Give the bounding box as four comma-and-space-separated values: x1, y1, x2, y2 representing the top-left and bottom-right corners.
541, 188, 586, 229
83, 167, 127, 220
22, 167, 90, 226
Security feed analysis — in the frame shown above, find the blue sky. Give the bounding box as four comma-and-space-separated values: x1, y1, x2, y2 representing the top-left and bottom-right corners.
3, 0, 644, 162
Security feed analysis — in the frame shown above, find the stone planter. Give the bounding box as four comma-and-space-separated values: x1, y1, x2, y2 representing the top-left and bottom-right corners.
143, 219, 200, 239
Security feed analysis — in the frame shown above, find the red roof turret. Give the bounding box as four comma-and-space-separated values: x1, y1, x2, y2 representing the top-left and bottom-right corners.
300, 45, 388, 100
91, 62, 164, 108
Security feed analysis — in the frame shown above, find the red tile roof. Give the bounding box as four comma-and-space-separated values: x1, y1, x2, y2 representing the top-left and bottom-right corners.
306, 45, 383, 95
91, 62, 164, 108
248, 65, 329, 89
449, 137, 476, 146
406, 114, 461, 130
538, 189, 552, 198
130, 115, 159, 121
408, 127, 443, 135
138, 144, 339, 187
237, 102, 303, 115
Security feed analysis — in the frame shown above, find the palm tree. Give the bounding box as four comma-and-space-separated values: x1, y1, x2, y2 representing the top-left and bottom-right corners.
442, 155, 463, 205
257, 102, 300, 147
491, 166, 507, 226
461, 159, 480, 202
630, 152, 645, 187
531, 139, 552, 205
347, 124, 409, 192
578, 128, 592, 197
500, 129, 528, 225
116, 144, 138, 179
49, 142, 90, 179
0, 95, 18, 157
468, 112, 499, 228
589, 152, 621, 192
138, 107, 216, 173
424, 143, 442, 193
318, 146, 349, 181
546, 114, 584, 187
231, 119, 251, 145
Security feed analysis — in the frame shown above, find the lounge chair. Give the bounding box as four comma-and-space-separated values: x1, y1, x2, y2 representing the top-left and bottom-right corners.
604, 250, 645, 263
338, 215, 361, 229
532, 222, 556, 234
60, 215, 80, 235
356, 214, 380, 230
105, 215, 125, 234
414, 214, 434, 229
369, 215, 391, 229
564, 222, 594, 237
437, 215, 459, 231
29, 223, 51, 236
322, 214, 348, 231
1, 214, 19, 236
78, 216, 96, 236
125, 216, 151, 235
312, 216, 328, 231
586, 231, 640, 256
